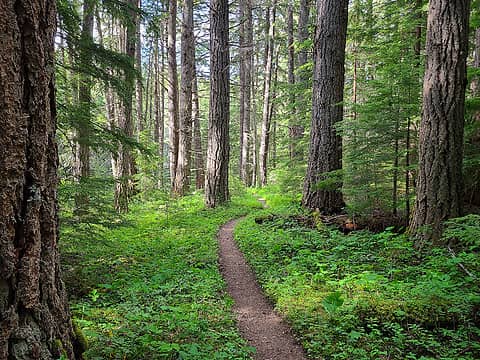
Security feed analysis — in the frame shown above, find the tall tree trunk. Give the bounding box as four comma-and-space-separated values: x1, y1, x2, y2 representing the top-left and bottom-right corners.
410, 0, 471, 242
297, 0, 310, 76
174, 0, 195, 196
287, 2, 297, 160
239, 0, 253, 186
251, 49, 259, 186
205, 0, 230, 207
406, 0, 423, 222
259, 3, 276, 186
115, 0, 138, 213
269, 45, 279, 169
167, 0, 179, 188
75, 0, 95, 212
154, 34, 164, 188
291, 0, 311, 151
0, 0, 83, 357
192, 69, 205, 189
136, 0, 143, 134
302, 0, 348, 213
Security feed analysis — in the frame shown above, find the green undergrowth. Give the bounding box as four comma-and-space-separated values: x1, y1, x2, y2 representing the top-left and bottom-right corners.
236, 188, 480, 359
60, 188, 262, 359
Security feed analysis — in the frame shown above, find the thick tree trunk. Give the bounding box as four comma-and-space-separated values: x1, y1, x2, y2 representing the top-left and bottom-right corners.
192, 70, 205, 189
173, 0, 195, 196
239, 0, 253, 186
205, 0, 230, 207
167, 0, 179, 188
259, 3, 276, 186
410, 0, 471, 242
0, 0, 82, 358
302, 0, 348, 214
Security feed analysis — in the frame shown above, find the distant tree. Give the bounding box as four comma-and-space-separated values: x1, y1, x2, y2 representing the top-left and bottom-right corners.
259, 3, 276, 186
174, 0, 195, 196
0, 0, 82, 357
192, 69, 205, 189
239, 0, 253, 186
205, 0, 230, 207
114, 0, 139, 212
302, 0, 348, 213
167, 0, 179, 188
410, 0, 471, 242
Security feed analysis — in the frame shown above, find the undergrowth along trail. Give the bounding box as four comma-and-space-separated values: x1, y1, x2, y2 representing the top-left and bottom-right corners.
61, 192, 262, 359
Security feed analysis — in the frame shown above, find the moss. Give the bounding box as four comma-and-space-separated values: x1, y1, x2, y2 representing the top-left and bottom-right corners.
73, 320, 88, 354
52, 338, 66, 358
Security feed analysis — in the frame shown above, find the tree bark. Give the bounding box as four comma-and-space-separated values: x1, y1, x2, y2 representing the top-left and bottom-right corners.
410, 0, 471, 242
239, 0, 253, 186
0, 0, 83, 358
302, 0, 348, 214
167, 0, 179, 188
192, 69, 205, 189
205, 0, 230, 207
173, 0, 195, 196
259, 3, 276, 186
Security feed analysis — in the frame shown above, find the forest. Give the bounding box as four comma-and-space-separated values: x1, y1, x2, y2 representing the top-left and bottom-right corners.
1, 0, 480, 359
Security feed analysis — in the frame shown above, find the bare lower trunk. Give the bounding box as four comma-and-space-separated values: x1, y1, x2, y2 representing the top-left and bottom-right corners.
0, 0, 82, 357
239, 0, 253, 185
205, 0, 230, 207
154, 34, 164, 188
410, 0, 470, 242
174, 0, 194, 196
192, 70, 205, 189
302, 0, 348, 214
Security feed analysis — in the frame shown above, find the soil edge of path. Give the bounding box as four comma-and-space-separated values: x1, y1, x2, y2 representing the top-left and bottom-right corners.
218, 218, 307, 360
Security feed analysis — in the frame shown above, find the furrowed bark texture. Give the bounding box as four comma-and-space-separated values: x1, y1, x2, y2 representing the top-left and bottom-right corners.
174, 0, 194, 196
411, 0, 471, 241
302, 0, 348, 213
0, 0, 81, 358
205, 0, 230, 207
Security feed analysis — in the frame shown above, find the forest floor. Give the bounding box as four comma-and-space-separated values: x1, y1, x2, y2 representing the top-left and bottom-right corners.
59, 182, 480, 360
218, 218, 307, 360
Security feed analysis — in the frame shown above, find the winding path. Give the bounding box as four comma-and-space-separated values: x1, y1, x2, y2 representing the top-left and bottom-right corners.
218, 218, 307, 360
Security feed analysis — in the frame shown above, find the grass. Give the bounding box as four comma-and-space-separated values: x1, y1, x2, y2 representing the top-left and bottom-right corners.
60, 187, 263, 360
235, 187, 480, 360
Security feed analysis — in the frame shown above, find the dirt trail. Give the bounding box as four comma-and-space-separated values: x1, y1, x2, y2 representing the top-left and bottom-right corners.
218, 218, 307, 360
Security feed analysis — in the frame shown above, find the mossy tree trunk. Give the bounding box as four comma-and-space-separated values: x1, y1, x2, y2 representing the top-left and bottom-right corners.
0, 0, 82, 358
